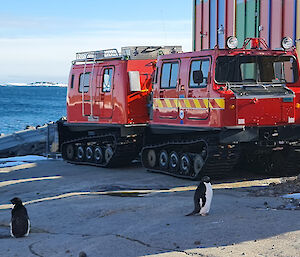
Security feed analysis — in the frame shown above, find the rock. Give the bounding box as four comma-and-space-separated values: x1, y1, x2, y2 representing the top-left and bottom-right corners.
79, 251, 87, 257
194, 241, 201, 245
277, 205, 286, 210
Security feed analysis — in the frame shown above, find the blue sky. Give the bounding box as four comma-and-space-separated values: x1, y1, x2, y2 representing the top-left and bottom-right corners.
0, 0, 193, 83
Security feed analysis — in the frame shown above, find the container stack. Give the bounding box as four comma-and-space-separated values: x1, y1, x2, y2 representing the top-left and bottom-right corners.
193, 0, 300, 54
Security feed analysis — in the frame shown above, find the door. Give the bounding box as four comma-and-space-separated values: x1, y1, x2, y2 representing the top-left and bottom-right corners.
94, 67, 114, 119
154, 61, 180, 120
185, 58, 210, 120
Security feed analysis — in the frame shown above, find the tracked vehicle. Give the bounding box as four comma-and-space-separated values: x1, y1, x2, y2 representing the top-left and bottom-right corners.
142, 37, 300, 179
61, 38, 300, 180
60, 46, 182, 167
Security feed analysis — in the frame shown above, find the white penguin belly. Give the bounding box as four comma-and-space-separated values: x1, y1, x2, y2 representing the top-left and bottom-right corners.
10, 222, 14, 238
25, 219, 30, 237
200, 182, 213, 215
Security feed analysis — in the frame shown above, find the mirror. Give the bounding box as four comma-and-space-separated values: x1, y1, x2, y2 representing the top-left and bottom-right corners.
193, 70, 204, 84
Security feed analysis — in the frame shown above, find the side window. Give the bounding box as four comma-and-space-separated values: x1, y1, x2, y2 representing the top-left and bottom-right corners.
189, 59, 210, 88
102, 68, 113, 92
160, 62, 179, 88
79, 73, 90, 93
152, 67, 159, 84
70, 75, 74, 89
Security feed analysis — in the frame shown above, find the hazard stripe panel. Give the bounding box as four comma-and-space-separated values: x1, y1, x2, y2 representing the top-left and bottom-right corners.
153, 98, 225, 109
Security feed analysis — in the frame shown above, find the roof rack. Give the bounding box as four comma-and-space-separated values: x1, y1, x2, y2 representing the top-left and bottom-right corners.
74, 49, 121, 64
73, 46, 182, 64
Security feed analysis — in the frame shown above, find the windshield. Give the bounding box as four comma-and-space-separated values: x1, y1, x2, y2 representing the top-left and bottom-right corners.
215, 55, 298, 84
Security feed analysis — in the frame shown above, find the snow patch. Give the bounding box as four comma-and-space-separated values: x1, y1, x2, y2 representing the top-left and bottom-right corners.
0, 155, 49, 168
0, 155, 48, 163
282, 193, 300, 200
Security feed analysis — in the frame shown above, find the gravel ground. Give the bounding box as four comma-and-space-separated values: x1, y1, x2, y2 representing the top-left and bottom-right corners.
0, 159, 299, 257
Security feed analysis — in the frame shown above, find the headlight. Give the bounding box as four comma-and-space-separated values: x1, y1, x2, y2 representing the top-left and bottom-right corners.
226, 36, 238, 49
281, 37, 294, 50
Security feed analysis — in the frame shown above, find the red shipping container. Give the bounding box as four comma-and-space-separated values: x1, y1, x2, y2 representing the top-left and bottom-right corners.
297, 0, 300, 54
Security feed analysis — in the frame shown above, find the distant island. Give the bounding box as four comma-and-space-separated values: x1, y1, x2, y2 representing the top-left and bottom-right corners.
0, 82, 67, 87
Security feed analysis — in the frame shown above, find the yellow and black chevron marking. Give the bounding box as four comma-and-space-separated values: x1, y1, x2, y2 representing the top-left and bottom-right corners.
153, 98, 225, 110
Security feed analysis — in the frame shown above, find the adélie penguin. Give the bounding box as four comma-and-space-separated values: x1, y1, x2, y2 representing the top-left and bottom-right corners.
10, 197, 30, 238
186, 176, 213, 216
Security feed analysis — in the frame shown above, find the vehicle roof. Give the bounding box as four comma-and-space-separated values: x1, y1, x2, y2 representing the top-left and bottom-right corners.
158, 48, 297, 61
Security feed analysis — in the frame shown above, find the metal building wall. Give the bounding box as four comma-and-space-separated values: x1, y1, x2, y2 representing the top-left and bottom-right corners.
193, 0, 299, 52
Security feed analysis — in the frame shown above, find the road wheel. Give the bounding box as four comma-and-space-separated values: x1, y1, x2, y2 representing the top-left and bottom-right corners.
66, 144, 74, 160
180, 153, 191, 175
159, 150, 169, 170
147, 149, 156, 168
104, 146, 114, 164
85, 146, 93, 161
94, 147, 103, 164
192, 154, 204, 180
77, 146, 84, 161
169, 151, 179, 172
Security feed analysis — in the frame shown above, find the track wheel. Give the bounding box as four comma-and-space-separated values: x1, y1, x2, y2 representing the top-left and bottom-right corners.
104, 146, 114, 164
85, 146, 93, 161
159, 150, 169, 170
180, 153, 191, 175
77, 146, 84, 161
94, 147, 103, 164
192, 154, 204, 180
66, 144, 74, 160
169, 151, 179, 172
147, 149, 157, 168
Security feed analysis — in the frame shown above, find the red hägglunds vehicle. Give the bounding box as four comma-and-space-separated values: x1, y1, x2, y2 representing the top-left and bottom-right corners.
60, 46, 182, 167
61, 38, 300, 180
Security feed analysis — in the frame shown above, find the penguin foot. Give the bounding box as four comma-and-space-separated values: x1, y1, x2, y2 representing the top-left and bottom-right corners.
185, 211, 198, 216
200, 213, 209, 216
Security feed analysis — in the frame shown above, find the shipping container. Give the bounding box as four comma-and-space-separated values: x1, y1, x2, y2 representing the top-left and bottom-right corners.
193, 0, 299, 52
298, 0, 300, 54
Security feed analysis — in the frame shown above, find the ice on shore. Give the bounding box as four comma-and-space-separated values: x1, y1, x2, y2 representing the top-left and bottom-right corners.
282, 193, 300, 199
0, 155, 49, 168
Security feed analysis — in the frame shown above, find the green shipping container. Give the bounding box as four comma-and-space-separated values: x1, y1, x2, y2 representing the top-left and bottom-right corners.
236, 0, 260, 48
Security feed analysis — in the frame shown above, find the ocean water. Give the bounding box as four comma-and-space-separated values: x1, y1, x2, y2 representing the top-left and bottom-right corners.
0, 86, 67, 135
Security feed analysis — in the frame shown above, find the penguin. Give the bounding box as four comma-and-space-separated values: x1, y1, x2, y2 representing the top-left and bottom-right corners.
186, 176, 213, 216
10, 197, 30, 238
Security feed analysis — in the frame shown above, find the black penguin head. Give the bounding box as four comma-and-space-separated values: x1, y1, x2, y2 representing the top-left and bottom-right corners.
201, 176, 211, 183
10, 197, 23, 205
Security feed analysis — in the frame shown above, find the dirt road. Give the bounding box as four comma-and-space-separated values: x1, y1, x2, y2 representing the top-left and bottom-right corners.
0, 159, 299, 257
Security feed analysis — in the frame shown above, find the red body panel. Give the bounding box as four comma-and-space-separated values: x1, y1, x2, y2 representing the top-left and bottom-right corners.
67, 59, 154, 125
